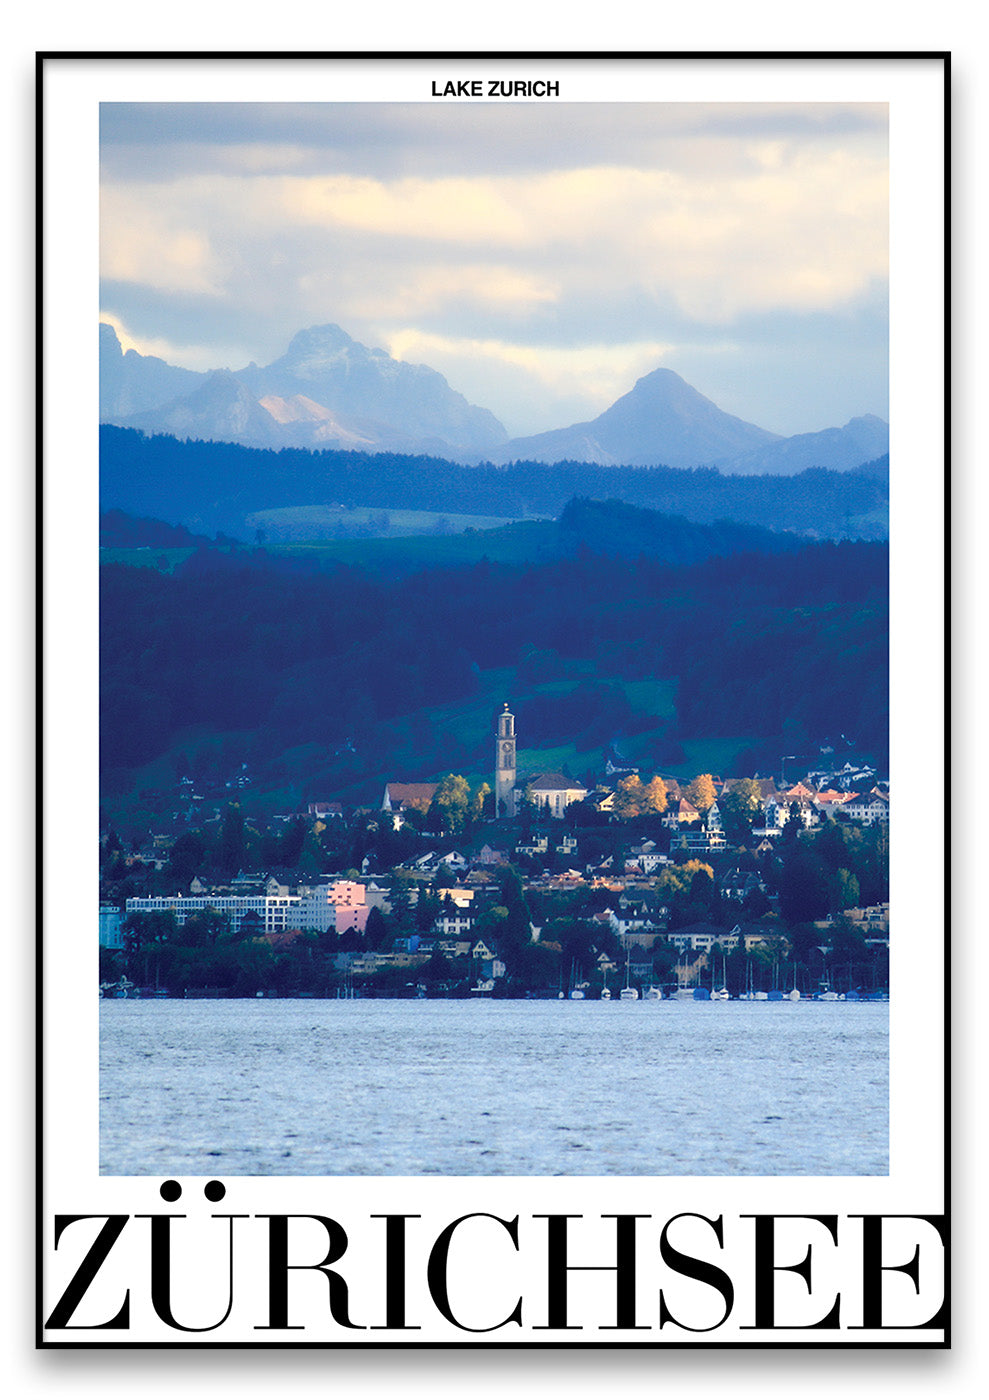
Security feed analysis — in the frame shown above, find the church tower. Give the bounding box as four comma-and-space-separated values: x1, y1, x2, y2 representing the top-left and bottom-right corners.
495, 703, 517, 818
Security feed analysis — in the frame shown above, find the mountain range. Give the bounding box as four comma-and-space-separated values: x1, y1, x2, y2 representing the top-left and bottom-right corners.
100, 321, 888, 474
487, 367, 778, 468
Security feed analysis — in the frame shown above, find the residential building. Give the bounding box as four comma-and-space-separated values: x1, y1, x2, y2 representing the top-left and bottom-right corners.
477, 844, 508, 867
842, 791, 890, 825
297, 880, 370, 935
99, 904, 124, 949
125, 882, 302, 936
609, 899, 663, 943
663, 797, 700, 830
720, 868, 767, 903
434, 887, 475, 938
674, 826, 727, 853
840, 903, 890, 941
666, 923, 740, 954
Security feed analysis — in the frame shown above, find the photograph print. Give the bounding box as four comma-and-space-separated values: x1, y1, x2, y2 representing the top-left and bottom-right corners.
42, 53, 946, 1346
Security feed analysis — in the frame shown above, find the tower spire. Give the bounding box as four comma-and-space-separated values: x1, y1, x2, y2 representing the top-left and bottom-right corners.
495, 703, 517, 819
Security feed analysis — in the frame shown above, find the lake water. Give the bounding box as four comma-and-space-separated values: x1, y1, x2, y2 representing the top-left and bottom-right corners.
100, 999, 888, 1177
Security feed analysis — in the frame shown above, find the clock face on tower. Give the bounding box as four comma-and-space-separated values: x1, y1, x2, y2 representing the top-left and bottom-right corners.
500, 742, 514, 764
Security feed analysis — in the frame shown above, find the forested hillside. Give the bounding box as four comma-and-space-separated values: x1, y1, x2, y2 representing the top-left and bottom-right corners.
100, 426, 889, 542
100, 531, 888, 806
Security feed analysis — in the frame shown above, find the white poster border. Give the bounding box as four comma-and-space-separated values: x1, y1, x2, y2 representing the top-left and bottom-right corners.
39, 50, 947, 1347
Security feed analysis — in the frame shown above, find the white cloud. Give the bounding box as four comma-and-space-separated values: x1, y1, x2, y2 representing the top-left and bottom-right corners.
302, 263, 559, 321
102, 146, 886, 326
281, 173, 531, 245
209, 142, 312, 174
100, 187, 225, 295
383, 330, 680, 426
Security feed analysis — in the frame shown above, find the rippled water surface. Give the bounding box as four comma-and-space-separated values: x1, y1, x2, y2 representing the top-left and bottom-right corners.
100, 999, 888, 1176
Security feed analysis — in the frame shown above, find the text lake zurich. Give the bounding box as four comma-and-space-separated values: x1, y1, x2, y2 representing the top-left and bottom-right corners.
100, 998, 888, 1177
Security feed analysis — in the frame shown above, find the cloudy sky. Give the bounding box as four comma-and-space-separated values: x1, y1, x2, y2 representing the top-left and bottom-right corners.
100, 102, 888, 438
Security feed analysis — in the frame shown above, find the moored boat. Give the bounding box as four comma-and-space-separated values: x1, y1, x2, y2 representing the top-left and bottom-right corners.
711, 954, 729, 999
619, 948, 639, 1000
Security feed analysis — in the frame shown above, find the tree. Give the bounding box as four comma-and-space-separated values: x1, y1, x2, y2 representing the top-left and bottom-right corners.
685, 773, 717, 812
280, 818, 307, 867
103, 825, 124, 855
181, 907, 230, 948
719, 778, 761, 841
513, 941, 560, 991
855, 824, 889, 905
612, 775, 645, 820
470, 782, 492, 824
671, 868, 718, 926
337, 923, 364, 952
827, 916, 871, 991
296, 827, 325, 876
364, 905, 391, 950
742, 885, 771, 918
234, 937, 275, 994
777, 844, 831, 923
641, 775, 668, 815
166, 832, 206, 889
121, 910, 177, 987
518, 786, 538, 830
566, 798, 601, 828
272, 932, 323, 994
828, 867, 860, 915
650, 938, 678, 982
414, 891, 442, 934
435, 774, 470, 833
655, 859, 715, 899
499, 867, 526, 909
475, 905, 510, 941
387, 877, 416, 939
422, 950, 454, 985
780, 803, 804, 846
218, 803, 245, 875
816, 818, 852, 872
492, 868, 533, 961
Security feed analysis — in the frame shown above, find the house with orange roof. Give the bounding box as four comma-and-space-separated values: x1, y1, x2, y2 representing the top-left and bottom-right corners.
815, 788, 857, 818
662, 796, 700, 830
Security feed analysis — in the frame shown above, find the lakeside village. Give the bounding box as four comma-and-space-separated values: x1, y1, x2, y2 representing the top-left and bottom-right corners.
100, 706, 890, 1003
